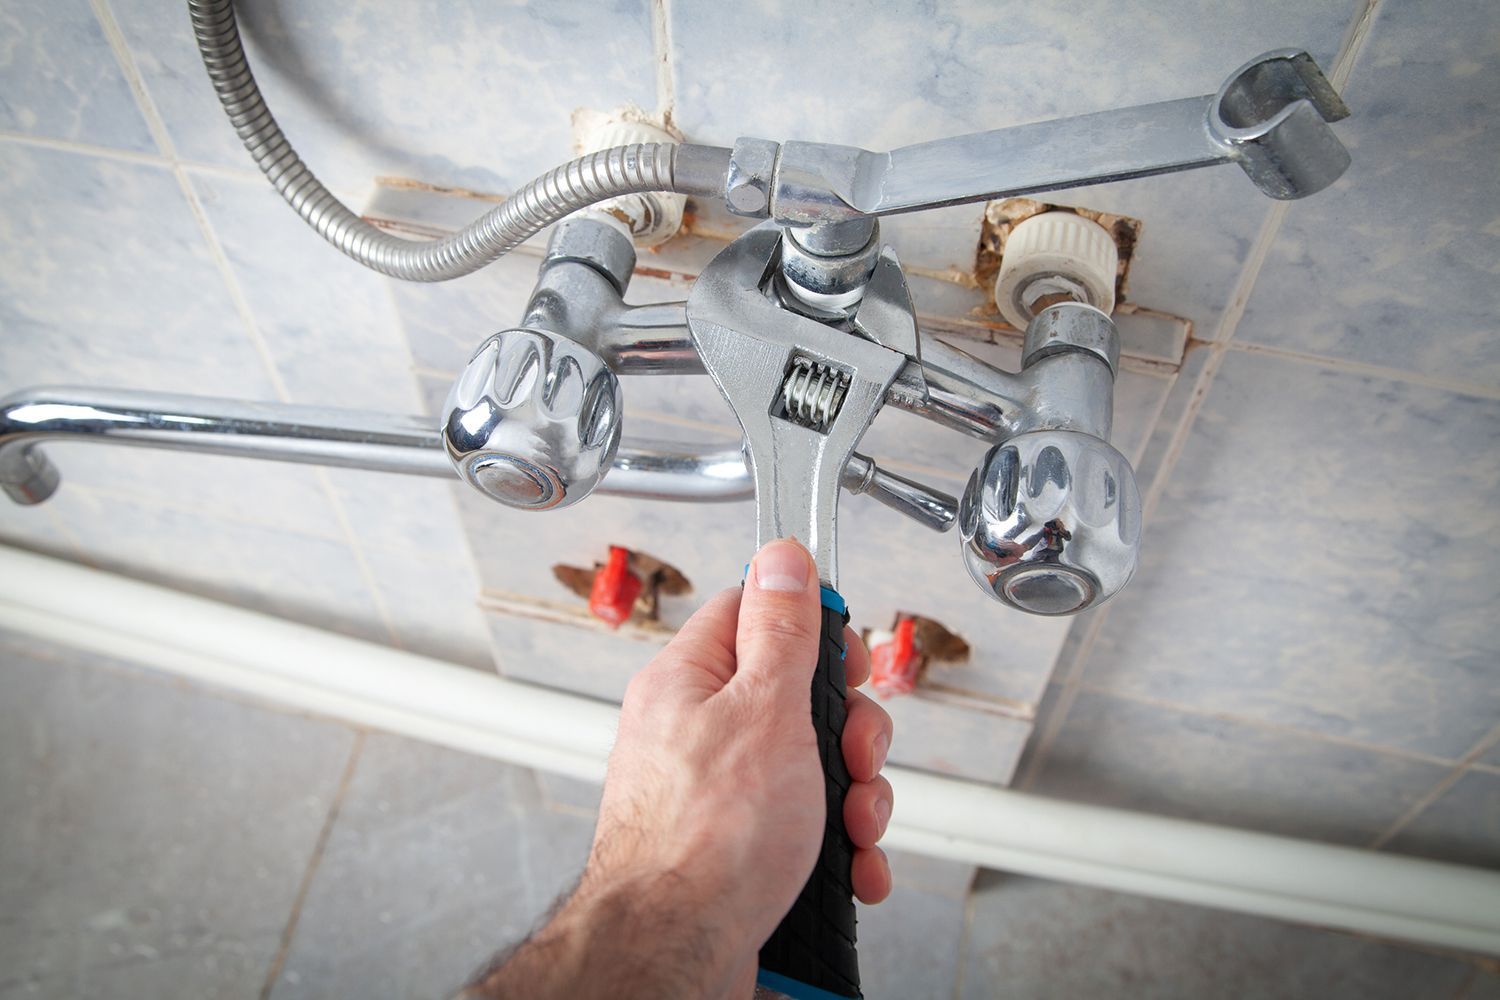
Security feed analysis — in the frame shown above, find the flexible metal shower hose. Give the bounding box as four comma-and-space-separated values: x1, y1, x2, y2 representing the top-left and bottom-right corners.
187, 0, 711, 281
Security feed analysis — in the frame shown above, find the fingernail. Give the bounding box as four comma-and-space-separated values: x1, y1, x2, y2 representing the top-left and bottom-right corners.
753, 539, 810, 592
871, 732, 889, 774
874, 796, 892, 835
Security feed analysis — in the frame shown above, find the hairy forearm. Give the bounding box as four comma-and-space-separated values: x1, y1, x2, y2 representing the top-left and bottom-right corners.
460, 868, 739, 1000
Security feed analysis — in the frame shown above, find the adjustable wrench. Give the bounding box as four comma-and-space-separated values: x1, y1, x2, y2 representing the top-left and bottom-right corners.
686, 224, 916, 999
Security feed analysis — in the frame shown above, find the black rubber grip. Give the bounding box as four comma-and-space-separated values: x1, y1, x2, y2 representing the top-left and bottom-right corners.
758, 600, 860, 998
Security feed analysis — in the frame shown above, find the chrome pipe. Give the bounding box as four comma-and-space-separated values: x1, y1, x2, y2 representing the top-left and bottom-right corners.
0, 387, 754, 505
0, 388, 962, 527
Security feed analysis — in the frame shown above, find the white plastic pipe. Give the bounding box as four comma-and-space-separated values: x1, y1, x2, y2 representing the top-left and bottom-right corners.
0, 544, 1496, 956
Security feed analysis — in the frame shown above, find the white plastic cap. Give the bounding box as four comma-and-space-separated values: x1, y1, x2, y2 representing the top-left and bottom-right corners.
576, 115, 686, 248
993, 212, 1119, 330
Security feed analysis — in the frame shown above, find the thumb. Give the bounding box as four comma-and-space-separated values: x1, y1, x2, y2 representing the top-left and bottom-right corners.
730, 538, 823, 708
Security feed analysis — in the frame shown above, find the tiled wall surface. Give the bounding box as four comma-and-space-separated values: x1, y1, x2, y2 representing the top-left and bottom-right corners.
1, 0, 1496, 907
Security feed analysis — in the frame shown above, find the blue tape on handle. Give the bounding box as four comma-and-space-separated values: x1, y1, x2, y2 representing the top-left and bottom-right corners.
756, 968, 859, 1000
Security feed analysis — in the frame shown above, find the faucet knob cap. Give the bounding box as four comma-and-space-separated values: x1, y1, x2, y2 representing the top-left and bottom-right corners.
960, 430, 1141, 615
442, 329, 622, 510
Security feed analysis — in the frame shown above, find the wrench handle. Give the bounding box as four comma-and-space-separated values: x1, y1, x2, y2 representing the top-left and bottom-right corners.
757, 588, 861, 999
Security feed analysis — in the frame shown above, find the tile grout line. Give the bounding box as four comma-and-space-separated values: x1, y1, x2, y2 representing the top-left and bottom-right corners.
1368, 721, 1500, 850
89, 0, 294, 405
313, 469, 406, 648
1013, 0, 1385, 794
259, 729, 367, 1000
1225, 340, 1500, 401
1072, 679, 1465, 771
375, 277, 497, 652
650, 0, 677, 124
92, 0, 412, 651
950, 879, 979, 1000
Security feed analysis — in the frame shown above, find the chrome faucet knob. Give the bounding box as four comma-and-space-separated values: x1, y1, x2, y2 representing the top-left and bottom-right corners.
959, 429, 1141, 615
442, 329, 622, 510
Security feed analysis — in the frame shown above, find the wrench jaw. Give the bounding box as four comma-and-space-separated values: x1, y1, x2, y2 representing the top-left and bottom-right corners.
685, 224, 912, 588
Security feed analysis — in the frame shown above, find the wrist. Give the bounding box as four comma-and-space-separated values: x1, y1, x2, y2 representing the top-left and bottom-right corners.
464, 864, 743, 1000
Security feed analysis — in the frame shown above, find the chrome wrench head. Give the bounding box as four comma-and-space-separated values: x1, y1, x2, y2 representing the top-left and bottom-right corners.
684, 224, 912, 588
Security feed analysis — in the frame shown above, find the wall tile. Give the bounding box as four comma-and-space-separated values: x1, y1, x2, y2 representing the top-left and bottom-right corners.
271, 733, 594, 999
36, 445, 346, 542
113, 0, 659, 194
0, 629, 355, 998
38, 485, 391, 645
858, 882, 967, 999
389, 248, 552, 377
188, 169, 424, 413
1385, 770, 1500, 869
363, 544, 493, 671
1082, 351, 1500, 759
319, 468, 471, 559
1236, 1, 1500, 384
0, 0, 155, 151
960, 872, 1480, 999
0, 498, 81, 561
0, 141, 273, 397
1031, 690, 1448, 846
485, 609, 663, 703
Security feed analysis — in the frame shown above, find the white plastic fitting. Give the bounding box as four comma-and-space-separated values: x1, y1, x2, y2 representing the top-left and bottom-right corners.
576, 114, 687, 248
994, 212, 1119, 330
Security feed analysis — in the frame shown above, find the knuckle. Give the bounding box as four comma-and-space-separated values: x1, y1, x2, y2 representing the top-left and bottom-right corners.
746, 606, 816, 645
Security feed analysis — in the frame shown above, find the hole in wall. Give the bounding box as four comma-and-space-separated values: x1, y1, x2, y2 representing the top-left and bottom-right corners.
552, 546, 691, 628
862, 612, 971, 698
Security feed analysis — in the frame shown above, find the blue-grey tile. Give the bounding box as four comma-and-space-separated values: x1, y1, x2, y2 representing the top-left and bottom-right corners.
1237, 1, 1500, 384
0, 628, 356, 998
484, 609, 663, 704
318, 469, 470, 559
389, 249, 550, 377
0, 0, 156, 151
875, 691, 1032, 786
0, 142, 274, 397
39, 486, 391, 646
36, 445, 346, 543
670, 0, 1356, 328
1386, 770, 1500, 869
271, 733, 594, 999
1083, 351, 1500, 758
0, 496, 80, 561
858, 882, 967, 1000
113, 0, 658, 194
1128, 340, 1214, 496
362, 544, 493, 672
960, 873, 1479, 1000
885, 849, 976, 900
189, 170, 424, 413
1031, 690, 1450, 846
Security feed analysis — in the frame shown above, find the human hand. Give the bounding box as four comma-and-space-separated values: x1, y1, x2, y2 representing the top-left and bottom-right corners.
466, 538, 894, 999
